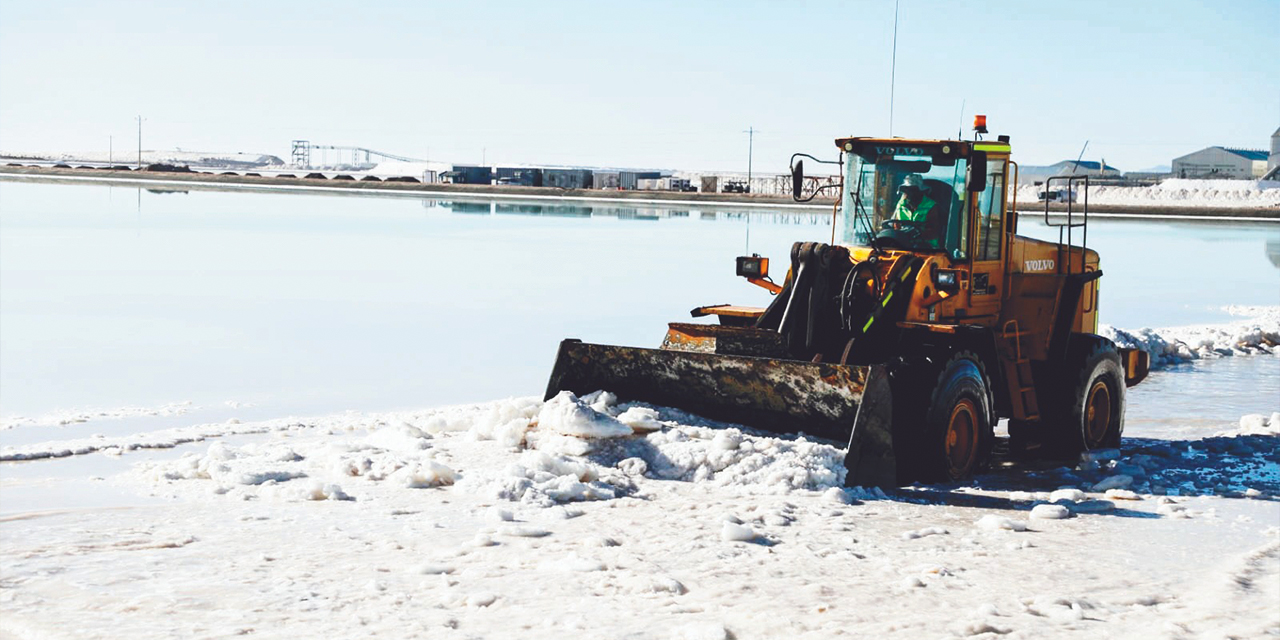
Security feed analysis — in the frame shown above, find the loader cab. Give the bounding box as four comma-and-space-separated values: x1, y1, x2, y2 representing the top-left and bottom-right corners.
834, 137, 1013, 323
836, 141, 973, 260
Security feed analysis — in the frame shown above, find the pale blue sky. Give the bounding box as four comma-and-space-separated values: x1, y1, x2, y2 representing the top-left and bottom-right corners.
1, 0, 1276, 172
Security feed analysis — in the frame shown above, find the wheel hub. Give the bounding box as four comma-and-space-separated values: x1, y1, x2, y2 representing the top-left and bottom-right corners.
1085, 380, 1112, 448
945, 399, 979, 478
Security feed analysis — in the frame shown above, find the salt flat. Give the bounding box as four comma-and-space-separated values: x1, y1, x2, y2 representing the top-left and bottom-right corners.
2, 392, 1276, 639
3, 309, 1278, 639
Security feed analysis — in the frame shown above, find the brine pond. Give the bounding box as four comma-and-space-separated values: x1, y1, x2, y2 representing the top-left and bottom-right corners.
1, 178, 1277, 450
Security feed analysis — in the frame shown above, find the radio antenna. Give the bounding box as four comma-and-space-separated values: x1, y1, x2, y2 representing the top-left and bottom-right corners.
889, 0, 899, 137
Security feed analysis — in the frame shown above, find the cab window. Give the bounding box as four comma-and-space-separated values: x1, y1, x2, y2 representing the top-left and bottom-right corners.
975, 160, 1006, 261
841, 153, 970, 259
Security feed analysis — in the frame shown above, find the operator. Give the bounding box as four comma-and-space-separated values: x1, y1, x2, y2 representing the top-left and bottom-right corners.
893, 174, 935, 222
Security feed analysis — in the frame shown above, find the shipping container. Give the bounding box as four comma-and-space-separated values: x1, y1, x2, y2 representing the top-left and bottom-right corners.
619, 171, 661, 190
495, 167, 543, 187
542, 168, 593, 189
593, 171, 621, 190
447, 165, 493, 185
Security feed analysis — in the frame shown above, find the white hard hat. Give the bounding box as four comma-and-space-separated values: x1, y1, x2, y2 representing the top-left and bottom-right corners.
900, 174, 924, 189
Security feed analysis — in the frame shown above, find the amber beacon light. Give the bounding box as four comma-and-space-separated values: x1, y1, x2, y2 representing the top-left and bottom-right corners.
973, 114, 988, 134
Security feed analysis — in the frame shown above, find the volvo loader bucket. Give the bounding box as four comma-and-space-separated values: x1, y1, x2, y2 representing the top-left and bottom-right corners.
544, 338, 898, 487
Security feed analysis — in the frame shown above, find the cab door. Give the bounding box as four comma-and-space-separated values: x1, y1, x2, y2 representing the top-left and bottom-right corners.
966, 154, 1009, 323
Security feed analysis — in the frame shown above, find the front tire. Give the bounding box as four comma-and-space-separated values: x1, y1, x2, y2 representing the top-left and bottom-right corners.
921, 352, 994, 482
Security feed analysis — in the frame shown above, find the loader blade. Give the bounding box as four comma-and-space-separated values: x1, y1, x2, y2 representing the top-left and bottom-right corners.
842, 365, 897, 488
545, 339, 898, 487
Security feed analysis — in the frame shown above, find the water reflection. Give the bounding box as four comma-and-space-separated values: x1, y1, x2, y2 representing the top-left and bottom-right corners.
1, 179, 1276, 422
428, 198, 831, 226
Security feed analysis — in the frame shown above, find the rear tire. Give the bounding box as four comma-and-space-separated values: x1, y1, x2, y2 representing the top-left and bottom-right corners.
1045, 336, 1126, 457
920, 352, 994, 482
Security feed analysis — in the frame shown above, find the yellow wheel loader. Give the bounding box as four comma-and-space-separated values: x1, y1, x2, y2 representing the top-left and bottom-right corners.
546, 119, 1150, 487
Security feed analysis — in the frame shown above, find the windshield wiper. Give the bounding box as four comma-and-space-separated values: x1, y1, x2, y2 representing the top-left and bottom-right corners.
850, 169, 882, 253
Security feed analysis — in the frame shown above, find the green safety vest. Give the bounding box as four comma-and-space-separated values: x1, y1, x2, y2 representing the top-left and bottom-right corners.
894, 194, 935, 221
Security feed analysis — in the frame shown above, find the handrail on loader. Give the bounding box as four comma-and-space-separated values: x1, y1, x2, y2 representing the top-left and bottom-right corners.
1042, 175, 1090, 276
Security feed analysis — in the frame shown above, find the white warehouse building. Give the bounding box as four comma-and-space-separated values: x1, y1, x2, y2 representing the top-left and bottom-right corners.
1172, 146, 1269, 179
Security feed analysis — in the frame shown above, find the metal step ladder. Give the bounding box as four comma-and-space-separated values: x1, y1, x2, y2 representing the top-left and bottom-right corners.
1000, 320, 1039, 421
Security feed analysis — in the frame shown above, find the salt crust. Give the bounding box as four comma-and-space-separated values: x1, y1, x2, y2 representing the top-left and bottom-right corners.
135, 389, 855, 507
1015, 178, 1280, 209
1102, 306, 1279, 368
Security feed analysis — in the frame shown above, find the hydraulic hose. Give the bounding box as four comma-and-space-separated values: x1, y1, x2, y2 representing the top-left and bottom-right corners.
840, 260, 880, 332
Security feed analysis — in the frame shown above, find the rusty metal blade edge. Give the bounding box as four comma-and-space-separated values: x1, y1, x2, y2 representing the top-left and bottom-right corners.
545, 339, 877, 443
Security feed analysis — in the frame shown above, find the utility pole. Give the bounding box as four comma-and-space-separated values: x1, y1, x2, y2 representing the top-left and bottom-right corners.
744, 126, 755, 192
136, 115, 143, 169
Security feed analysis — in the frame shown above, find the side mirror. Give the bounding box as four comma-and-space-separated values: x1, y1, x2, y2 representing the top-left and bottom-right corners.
791, 160, 804, 200
967, 151, 987, 192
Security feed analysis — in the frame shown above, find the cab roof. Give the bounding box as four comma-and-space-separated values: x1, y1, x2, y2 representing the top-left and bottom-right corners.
834, 137, 1011, 160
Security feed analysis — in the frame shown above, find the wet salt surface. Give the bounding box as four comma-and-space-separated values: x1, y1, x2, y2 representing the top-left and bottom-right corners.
0, 432, 277, 514
2, 179, 1277, 423
1125, 355, 1280, 439
0, 406, 261, 448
